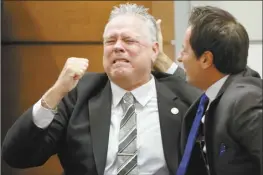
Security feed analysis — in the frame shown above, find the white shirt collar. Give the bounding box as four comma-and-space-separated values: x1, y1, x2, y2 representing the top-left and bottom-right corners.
205, 75, 230, 101
110, 75, 156, 107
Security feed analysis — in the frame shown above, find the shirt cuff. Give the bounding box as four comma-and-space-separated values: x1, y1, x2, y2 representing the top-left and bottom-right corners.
32, 99, 55, 129
166, 62, 178, 74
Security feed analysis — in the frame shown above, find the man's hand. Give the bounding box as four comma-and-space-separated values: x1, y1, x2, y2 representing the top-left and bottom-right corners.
153, 19, 173, 72
54, 57, 89, 94
157, 19, 164, 54
42, 57, 89, 109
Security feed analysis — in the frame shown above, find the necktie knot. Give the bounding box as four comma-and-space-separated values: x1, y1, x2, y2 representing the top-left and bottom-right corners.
197, 94, 209, 114
200, 93, 209, 106
197, 94, 209, 115
121, 92, 135, 110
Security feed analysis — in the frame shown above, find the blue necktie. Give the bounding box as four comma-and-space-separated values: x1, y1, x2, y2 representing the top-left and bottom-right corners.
176, 94, 209, 175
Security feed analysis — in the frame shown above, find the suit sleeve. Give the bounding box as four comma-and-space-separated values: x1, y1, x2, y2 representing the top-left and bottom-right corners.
1, 87, 77, 168
32, 99, 55, 128
173, 66, 186, 80
230, 86, 262, 174
164, 62, 186, 81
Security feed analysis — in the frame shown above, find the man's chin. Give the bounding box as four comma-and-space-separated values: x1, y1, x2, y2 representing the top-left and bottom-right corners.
108, 69, 131, 79
113, 72, 130, 79
112, 68, 132, 75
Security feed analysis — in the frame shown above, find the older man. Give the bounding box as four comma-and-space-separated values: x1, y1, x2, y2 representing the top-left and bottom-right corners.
2, 3, 200, 175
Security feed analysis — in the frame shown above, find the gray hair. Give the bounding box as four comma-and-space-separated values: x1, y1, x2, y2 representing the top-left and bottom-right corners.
108, 3, 157, 42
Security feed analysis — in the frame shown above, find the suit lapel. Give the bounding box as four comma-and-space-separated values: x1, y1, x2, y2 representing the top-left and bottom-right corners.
204, 73, 239, 137
216, 72, 244, 98
89, 81, 112, 175
180, 97, 200, 152
203, 75, 237, 165
155, 79, 184, 174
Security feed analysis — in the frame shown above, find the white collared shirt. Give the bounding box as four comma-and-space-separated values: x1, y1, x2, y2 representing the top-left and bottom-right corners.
104, 75, 169, 175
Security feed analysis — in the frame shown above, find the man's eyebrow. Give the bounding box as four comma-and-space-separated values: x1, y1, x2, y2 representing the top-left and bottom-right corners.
104, 33, 118, 38
122, 36, 135, 40
122, 34, 140, 39
104, 35, 114, 39
103, 34, 140, 41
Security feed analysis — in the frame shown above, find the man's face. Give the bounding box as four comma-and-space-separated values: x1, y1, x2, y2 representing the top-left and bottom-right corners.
103, 15, 158, 83
177, 27, 204, 88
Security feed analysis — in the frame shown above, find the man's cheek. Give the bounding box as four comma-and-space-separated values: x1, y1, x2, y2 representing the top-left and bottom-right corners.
127, 48, 140, 58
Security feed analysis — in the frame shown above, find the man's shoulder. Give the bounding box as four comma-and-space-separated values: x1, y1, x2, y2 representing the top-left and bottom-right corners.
153, 71, 202, 106
223, 76, 262, 106
77, 72, 109, 94
152, 70, 185, 81
81, 72, 108, 81
152, 71, 200, 91
227, 76, 262, 95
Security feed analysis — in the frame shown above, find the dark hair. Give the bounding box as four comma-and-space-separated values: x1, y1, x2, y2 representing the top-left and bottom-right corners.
188, 6, 249, 74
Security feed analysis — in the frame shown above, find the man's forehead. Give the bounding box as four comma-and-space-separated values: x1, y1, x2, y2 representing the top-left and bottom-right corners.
104, 17, 148, 38
103, 15, 153, 42
105, 17, 144, 31
104, 29, 141, 38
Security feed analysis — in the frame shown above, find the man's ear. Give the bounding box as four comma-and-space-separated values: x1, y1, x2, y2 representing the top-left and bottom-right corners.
200, 51, 213, 69
151, 42, 159, 63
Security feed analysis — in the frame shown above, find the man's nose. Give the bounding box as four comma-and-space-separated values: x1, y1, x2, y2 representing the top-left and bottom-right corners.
113, 40, 125, 53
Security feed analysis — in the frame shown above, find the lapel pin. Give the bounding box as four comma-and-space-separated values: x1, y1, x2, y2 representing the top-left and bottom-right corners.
171, 107, 179, 114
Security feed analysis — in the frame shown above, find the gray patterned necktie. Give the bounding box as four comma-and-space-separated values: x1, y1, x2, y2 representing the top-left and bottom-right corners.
117, 92, 138, 175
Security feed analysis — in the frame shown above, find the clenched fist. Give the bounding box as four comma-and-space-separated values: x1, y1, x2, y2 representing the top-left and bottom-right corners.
41, 57, 89, 109
54, 57, 89, 94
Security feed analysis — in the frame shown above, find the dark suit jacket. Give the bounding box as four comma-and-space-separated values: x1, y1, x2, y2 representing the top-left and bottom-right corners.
2, 71, 201, 175
180, 67, 262, 175
174, 66, 186, 80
